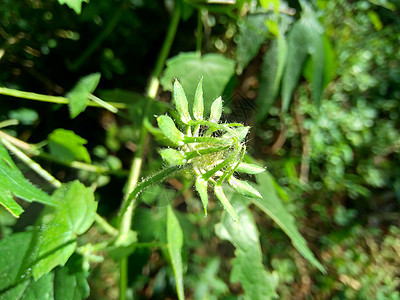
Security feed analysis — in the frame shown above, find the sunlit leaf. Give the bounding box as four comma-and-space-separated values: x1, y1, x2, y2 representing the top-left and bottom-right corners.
157, 115, 184, 145
67, 73, 101, 118
160, 148, 186, 165
173, 79, 191, 124
33, 181, 97, 279
57, 0, 89, 14
193, 77, 204, 120
209, 96, 223, 123
228, 176, 262, 198
167, 206, 184, 300
0, 143, 55, 217
214, 185, 239, 223
195, 176, 208, 215
48, 129, 91, 163
236, 162, 265, 174
160, 52, 235, 114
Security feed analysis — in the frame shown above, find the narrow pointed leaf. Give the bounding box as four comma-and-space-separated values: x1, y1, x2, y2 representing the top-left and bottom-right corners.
173, 80, 191, 124
214, 185, 239, 223
157, 115, 184, 145
253, 172, 326, 273
209, 96, 223, 123
160, 149, 186, 165
0, 143, 55, 217
215, 199, 278, 299
236, 162, 265, 174
167, 206, 185, 300
193, 77, 204, 120
195, 177, 208, 215
228, 176, 262, 198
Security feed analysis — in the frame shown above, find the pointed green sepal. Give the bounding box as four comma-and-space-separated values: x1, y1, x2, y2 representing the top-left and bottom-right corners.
193, 77, 204, 120
173, 79, 191, 124
209, 96, 223, 123
157, 115, 185, 145
214, 185, 239, 223
160, 149, 186, 165
195, 176, 209, 216
236, 162, 265, 174
228, 176, 262, 198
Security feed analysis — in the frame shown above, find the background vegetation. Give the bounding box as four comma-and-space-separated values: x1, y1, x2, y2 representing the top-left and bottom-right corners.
0, 0, 399, 299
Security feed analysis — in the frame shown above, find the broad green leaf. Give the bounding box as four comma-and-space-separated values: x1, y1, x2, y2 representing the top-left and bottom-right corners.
195, 177, 208, 215
214, 185, 239, 223
67, 73, 101, 118
167, 206, 184, 300
160, 149, 186, 165
236, 162, 265, 174
215, 199, 278, 300
57, 0, 89, 14
160, 52, 235, 114
228, 176, 262, 198
0, 143, 55, 217
236, 15, 269, 74
33, 181, 97, 279
253, 172, 325, 273
193, 77, 204, 120
173, 80, 191, 124
0, 232, 89, 300
209, 96, 223, 123
281, 2, 324, 112
256, 36, 288, 120
48, 129, 91, 163
157, 115, 184, 145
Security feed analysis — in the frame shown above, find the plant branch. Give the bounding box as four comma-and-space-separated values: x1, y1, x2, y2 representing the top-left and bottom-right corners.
117, 3, 181, 300
0, 87, 127, 109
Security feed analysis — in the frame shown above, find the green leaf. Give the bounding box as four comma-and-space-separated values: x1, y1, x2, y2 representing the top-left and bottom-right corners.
173, 80, 192, 124
160, 149, 186, 165
228, 176, 262, 198
0, 143, 55, 217
57, 0, 89, 14
67, 73, 101, 118
253, 172, 325, 273
281, 2, 325, 112
215, 199, 278, 300
236, 14, 269, 74
256, 36, 288, 120
236, 162, 265, 174
193, 77, 204, 120
209, 96, 223, 123
214, 185, 239, 223
48, 129, 91, 163
0, 232, 89, 300
33, 181, 97, 279
160, 52, 235, 114
195, 176, 208, 216
157, 115, 184, 145
167, 206, 184, 300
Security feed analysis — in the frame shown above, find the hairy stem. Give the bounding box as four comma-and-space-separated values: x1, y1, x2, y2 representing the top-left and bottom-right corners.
117, 3, 181, 300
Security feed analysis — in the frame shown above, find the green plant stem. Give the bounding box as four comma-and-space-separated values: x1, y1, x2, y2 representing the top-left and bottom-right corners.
0, 87, 127, 109
95, 214, 118, 236
0, 129, 126, 175
1, 137, 62, 188
117, 3, 182, 300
